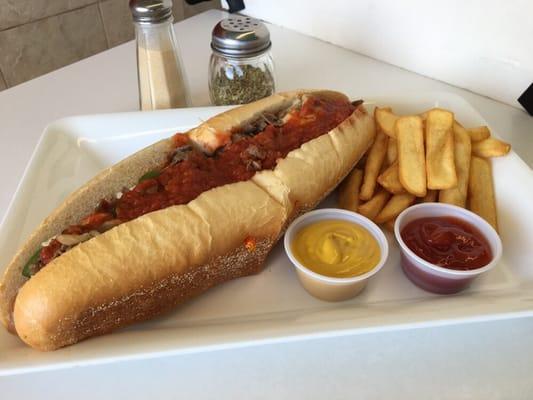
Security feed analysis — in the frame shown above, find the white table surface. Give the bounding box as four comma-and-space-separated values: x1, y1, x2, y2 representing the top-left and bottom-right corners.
1, 10, 532, 398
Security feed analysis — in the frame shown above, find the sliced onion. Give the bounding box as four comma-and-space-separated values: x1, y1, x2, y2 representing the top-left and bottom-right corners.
99, 219, 121, 232
56, 232, 93, 246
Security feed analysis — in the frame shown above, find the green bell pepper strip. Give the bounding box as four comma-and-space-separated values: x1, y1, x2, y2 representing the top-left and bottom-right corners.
138, 170, 160, 183
22, 247, 42, 278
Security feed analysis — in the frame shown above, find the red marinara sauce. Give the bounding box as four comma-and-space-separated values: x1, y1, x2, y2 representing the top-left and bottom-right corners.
34, 95, 355, 270
115, 96, 355, 220
400, 216, 492, 271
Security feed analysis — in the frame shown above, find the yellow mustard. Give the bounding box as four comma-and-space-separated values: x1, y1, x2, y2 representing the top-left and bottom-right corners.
291, 219, 380, 278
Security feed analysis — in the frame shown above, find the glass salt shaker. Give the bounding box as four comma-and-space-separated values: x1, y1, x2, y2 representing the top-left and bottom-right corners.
130, 0, 190, 110
209, 16, 275, 105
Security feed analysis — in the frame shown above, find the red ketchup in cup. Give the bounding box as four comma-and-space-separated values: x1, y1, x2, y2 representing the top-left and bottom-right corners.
401, 217, 492, 271
394, 203, 502, 295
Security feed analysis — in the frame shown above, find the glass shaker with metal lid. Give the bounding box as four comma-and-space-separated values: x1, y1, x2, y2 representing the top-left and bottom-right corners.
209, 16, 275, 105
130, 0, 190, 110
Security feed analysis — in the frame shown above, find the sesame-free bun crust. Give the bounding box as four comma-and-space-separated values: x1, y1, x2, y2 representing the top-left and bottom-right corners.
1, 90, 375, 350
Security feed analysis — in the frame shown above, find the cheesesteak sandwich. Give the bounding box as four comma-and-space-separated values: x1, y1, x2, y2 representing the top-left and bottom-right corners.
0, 90, 375, 350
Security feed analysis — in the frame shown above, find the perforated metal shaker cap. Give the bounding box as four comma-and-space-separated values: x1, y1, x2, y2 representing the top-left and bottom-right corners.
211, 16, 271, 58
129, 0, 173, 24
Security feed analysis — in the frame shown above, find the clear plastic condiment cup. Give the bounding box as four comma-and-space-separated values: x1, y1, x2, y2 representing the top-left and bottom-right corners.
394, 203, 502, 294
284, 208, 389, 302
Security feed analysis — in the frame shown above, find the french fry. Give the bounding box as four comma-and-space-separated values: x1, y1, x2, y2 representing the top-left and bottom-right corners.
360, 130, 388, 200
377, 162, 405, 194
396, 116, 427, 197
468, 156, 498, 231
472, 137, 511, 158
420, 108, 448, 122
425, 109, 457, 190
419, 189, 437, 203
338, 168, 363, 212
439, 124, 472, 207
358, 189, 391, 221
382, 218, 396, 232
375, 193, 416, 224
386, 138, 398, 165
467, 126, 491, 142
375, 107, 399, 139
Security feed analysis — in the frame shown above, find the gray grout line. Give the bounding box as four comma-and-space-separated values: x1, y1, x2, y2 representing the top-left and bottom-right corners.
0, 67, 7, 89
97, 1, 111, 49
0, 1, 100, 33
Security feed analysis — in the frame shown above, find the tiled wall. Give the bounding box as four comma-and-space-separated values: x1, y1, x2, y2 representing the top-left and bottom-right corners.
0, 0, 219, 91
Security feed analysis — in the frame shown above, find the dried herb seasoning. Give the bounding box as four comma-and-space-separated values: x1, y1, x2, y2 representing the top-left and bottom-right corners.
211, 64, 275, 105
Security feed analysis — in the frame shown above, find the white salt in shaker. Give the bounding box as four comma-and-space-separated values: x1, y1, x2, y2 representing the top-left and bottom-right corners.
130, 0, 190, 110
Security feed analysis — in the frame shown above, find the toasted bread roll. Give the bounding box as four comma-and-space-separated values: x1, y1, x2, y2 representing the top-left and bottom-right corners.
1, 90, 375, 350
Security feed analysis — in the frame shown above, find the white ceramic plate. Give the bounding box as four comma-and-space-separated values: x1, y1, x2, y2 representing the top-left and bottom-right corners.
1, 93, 532, 376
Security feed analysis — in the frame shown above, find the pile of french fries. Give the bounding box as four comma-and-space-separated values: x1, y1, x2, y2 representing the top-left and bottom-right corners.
338, 106, 511, 232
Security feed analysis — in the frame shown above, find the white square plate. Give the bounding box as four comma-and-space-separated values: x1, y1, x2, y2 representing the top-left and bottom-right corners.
1, 92, 532, 376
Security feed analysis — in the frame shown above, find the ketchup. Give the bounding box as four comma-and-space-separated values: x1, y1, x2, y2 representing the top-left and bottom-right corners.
401, 217, 492, 270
